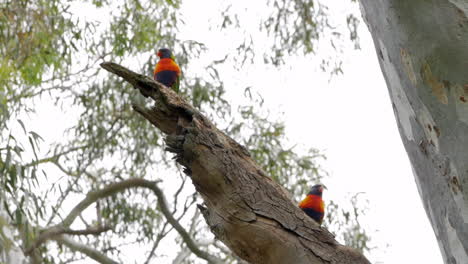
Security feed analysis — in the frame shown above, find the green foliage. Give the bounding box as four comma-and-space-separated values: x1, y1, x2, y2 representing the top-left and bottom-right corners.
215, 1, 360, 75
0, 0, 73, 86
228, 88, 325, 198
101, 192, 162, 241
263, 0, 328, 63
325, 193, 371, 254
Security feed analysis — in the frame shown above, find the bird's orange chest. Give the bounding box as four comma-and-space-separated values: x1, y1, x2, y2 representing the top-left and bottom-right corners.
299, 194, 325, 213
154, 58, 181, 75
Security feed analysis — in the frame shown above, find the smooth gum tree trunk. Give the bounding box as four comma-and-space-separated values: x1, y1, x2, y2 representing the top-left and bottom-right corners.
358, 1, 468, 263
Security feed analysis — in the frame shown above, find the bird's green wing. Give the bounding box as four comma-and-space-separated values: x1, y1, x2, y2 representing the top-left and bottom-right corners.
173, 75, 180, 93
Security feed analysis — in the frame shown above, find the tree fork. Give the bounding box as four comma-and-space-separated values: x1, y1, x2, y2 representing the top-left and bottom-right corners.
100, 62, 370, 264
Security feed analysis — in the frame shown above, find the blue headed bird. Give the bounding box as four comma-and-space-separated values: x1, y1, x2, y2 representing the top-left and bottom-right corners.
154, 48, 181, 92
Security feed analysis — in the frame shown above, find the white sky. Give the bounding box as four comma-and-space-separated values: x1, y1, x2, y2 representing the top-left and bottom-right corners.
179, 1, 443, 263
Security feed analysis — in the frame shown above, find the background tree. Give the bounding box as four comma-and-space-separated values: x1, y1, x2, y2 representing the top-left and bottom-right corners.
0, 0, 368, 263
358, 0, 468, 263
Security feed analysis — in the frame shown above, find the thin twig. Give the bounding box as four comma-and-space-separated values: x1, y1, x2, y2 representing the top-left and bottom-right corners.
61, 225, 112, 236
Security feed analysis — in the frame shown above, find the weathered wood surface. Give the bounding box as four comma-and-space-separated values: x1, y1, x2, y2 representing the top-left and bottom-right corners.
101, 62, 370, 264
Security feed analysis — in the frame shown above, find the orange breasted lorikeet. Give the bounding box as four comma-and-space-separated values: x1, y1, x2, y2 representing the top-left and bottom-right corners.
299, 184, 327, 224
154, 48, 181, 92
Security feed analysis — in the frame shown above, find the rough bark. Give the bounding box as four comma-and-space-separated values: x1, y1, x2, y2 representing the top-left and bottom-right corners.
358, 1, 468, 263
100, 62, 370, 264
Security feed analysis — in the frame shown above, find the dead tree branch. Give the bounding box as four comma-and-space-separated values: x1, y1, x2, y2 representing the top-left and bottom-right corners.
100, 62, 371, 264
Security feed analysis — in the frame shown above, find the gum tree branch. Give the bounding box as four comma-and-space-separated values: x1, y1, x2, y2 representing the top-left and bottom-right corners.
149, 181, 222, 264
100, 62, 371, 264
54, 235, 118, 264
61, 226, 112, 236
144, 221, 171, 264
26, 178, 221, 264
23, 144, 89, 168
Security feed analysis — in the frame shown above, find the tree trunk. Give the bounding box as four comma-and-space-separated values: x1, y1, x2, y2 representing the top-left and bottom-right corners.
358, 1, 468, 263
101, 62, 370, 264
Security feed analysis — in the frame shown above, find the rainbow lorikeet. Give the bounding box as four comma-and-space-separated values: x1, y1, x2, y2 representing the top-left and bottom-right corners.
154, 48, 181, 92
299, 184, 327, 224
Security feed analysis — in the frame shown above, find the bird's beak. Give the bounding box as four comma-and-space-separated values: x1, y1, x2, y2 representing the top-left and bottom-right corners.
157, 51, 162, 57
322, 185, 328, 191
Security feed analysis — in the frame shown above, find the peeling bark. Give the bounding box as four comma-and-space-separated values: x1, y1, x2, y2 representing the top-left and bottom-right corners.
101, 62, 370, 264
358, 1, 468, 263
